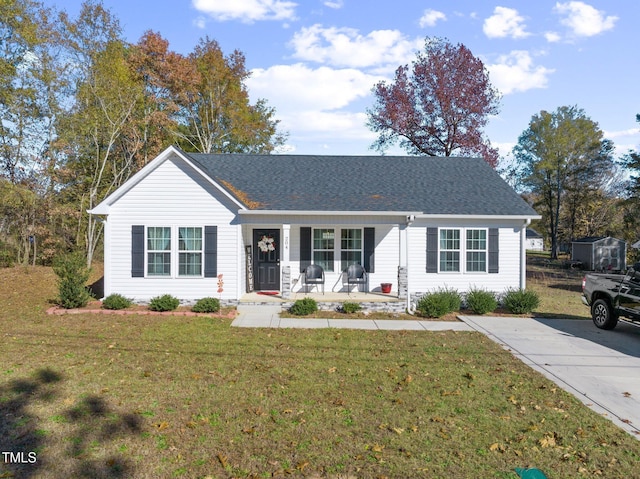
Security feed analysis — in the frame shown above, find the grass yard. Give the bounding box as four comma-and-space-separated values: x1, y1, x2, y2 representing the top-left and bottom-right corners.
1, 262, 638, 478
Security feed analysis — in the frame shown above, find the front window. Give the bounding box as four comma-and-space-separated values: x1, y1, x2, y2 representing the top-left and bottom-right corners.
179, 227, 203, 276
147, 227, 171, 276
313, 228, 334, 272
466, 229, 487, 272
439, 229, 460, 272
341, 228, 362, 271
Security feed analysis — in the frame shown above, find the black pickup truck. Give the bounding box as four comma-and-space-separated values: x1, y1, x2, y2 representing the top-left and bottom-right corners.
582, 262, 640, 329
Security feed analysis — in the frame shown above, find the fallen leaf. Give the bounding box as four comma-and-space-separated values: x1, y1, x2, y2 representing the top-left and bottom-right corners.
623, 392, 632, 397
328, 367, 337, 373
153, 421, 169, 430
217, 454, 228, 468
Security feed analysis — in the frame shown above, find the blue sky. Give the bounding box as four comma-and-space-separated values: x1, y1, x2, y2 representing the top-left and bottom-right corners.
44, 0, 639, 163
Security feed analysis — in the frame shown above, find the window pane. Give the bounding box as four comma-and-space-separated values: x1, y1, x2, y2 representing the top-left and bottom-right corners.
440, 251, 460, 272
440, 229, 460, 250
341, 229, 362, 250
341, 251, 362, 272
313, 229, 334, 249
466, 229, 486, 250
148, 227, 170, 251
466, 251, 486, 272
313, 251, 334, 272
179, 227, 202, 251
179, 252, 202, 276
148, 252, 170, 276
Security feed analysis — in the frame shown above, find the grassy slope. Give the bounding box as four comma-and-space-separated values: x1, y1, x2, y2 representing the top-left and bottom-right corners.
0, 263, 638, 478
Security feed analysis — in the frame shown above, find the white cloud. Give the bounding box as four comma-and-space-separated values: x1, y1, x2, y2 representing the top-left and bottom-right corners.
289, 24, 421, 69
191, 0, 297, 23
487, 50, 555, 95
544, 31, 562, 42
323, 0, 343, 9
192, 16, 206, 29
247, 63, 382, 113
246, 63, 382, 152
554, 1, 617, 37
419, 9, 446, 28
604, 128, 640, 139
483, 6, 530, 39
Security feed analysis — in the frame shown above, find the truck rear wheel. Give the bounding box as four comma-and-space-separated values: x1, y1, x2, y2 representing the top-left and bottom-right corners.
591, 299, 618, 330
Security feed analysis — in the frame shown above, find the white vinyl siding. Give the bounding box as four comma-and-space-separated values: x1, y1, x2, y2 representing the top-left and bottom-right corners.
104, 155, 239, 301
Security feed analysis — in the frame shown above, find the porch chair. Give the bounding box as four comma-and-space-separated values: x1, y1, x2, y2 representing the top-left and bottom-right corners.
303, 264, 325, 294
346, 263, 368, 293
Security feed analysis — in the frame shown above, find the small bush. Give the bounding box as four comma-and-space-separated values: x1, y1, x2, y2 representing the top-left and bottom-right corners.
416, 287, 461, 318
465, 288, 498, 315
503, 288, 540, 314
340, 302, 362, 314
53, 252, 91, 309
102, 293, 133, 310
289, 297, 318, 316
148, 294, 180, 312
192, 297, 221, 313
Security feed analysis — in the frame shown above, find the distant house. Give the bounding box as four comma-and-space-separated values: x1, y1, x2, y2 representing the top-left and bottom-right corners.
89, 146, 540, 303
525, 228, 544, 251
572, 236, 627, 271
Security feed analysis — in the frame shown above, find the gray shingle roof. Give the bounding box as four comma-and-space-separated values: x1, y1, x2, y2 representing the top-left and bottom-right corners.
184, 152, 538, 216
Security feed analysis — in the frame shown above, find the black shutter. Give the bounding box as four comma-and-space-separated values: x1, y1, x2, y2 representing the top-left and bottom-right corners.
300, 227, 311, 273
131, 225, 144, 277
488, 228, 499, 273
426, 227, 438, 273
364, 227, 375, 273
204, 226, 218, 277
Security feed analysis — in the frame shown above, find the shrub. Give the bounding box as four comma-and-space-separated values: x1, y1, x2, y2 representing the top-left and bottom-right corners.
503, 288, 540, 314
340, 302, 362, 314
148, 294, 180, 312
416, 287, 461, 318
53, 252, 91, 309
289, 297, 318, 316
192, 297, 221, 313
465, 288, 498, 315
102, 293, 133, 310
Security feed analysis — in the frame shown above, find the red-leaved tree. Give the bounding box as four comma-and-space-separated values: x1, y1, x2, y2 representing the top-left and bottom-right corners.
367, 37, 501, 167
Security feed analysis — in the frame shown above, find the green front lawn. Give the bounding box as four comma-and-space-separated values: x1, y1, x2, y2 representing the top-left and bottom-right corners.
0, 265, 637, 478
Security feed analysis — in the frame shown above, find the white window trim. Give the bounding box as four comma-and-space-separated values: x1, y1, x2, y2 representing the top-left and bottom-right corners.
145, 226, 205, 279
340, 227, 363, 272
437, 227, 489, 274
465, 228, 488, 274
312, 228, 335, 272
311, 227, 366, 273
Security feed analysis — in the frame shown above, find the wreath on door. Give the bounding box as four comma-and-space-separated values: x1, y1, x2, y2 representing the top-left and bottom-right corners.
257, 235, 276, 253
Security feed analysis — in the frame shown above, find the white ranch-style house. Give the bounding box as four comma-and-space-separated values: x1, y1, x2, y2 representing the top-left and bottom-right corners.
89, 146, 540, 306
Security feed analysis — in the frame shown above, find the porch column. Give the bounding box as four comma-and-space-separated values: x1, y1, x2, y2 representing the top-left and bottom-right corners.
282, 224, 291, 298
398, 223, 409, 300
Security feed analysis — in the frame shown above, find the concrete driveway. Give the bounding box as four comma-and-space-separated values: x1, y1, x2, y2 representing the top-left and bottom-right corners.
460, 316, 640, 439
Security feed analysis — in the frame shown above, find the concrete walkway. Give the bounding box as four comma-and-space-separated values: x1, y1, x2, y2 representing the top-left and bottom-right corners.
232, 305, 640, 439
232, 304, 472, 331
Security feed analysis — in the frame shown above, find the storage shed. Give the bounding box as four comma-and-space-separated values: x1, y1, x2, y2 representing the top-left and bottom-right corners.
571, 236, 626, 271
526, 228, 544, 251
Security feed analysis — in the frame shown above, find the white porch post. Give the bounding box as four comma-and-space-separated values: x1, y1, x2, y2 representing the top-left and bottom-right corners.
282, 224, 290, 267
520, 219, 531, 289
282, 224, 291, 298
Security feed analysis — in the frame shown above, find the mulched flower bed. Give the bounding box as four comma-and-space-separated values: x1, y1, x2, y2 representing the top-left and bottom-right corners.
46, 300, 237, 318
